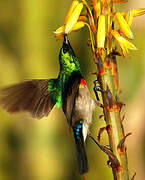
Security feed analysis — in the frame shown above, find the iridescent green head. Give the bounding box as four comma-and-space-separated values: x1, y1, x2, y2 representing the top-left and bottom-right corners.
59, 35, 81, 73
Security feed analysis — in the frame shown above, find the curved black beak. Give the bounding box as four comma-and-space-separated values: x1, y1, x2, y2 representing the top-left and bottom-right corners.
63, 35, 68, 45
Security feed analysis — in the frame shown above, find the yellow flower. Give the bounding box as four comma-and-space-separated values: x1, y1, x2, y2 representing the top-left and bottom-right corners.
111, 30, 137, 57
54, 1, 84, 35
64, 0, 79, 24
125, 11, 133, 26
97, 14, 106, 48
113, 0, 128, 3
132, 8, 145, 17
54, 26, 65, 35
71, 21, 85, 31
116, 12, 134, 39
65, 2, 83, 34
122, 8, 145, 26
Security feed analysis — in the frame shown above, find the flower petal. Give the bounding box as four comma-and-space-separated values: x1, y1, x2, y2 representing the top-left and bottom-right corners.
125, 11, 133, 26
111, 30, 137, 56
64, 0, 79, 24
78, 15, 87, 22
54, 26, 65, 35
116, 12, 134, 39
64, 2, 83, 34
71, 21, 85, 31
97, 15, 106, 48
132, 8, 145, 17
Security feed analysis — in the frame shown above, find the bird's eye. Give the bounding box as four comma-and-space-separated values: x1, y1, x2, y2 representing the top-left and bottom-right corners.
63, 47, 68, 54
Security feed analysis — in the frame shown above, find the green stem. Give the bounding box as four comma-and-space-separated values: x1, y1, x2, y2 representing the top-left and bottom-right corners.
96, 61, 130, 180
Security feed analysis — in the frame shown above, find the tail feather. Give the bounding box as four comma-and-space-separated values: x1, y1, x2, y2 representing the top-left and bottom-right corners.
0, 79, 56, 119
73, 121, 88, 174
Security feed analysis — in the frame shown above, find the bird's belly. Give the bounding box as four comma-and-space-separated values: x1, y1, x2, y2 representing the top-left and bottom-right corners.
72, 90, 95, 125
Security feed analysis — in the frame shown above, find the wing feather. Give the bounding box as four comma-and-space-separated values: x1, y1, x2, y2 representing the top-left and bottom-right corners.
62, 71, 83, 125
0, 79, 55, 119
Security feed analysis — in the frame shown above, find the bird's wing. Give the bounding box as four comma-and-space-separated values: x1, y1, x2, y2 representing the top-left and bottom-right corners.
0, 79, 56, 119
62, 71, 83, 125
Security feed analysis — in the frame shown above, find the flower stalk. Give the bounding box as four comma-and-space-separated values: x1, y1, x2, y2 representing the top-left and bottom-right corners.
54, 0, 145, 179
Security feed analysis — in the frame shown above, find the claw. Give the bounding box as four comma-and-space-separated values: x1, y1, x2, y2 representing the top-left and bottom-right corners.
93, 80, 105, 101
88, 135, 122, 172
93, 81, 100, 101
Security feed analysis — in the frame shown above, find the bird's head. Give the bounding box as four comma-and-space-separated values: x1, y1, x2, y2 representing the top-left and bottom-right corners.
59, 35, 80, 73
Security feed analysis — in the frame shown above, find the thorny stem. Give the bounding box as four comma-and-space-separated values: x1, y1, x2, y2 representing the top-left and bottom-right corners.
91, 1, 130, 180
93, 39, 130, 179
97, 72, 129, 180
55, 0, 145, 179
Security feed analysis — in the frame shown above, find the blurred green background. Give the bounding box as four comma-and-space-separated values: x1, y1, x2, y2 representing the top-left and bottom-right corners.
0, 0, 145, 180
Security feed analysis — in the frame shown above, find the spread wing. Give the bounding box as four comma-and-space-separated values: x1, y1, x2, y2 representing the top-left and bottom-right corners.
62, 71, 83, 125
0, 79, 56, 119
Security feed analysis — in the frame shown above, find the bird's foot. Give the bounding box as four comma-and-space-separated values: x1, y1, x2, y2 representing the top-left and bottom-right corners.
93, 80, 105, 101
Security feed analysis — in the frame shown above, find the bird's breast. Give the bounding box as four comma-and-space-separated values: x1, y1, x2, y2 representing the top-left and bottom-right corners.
73, 85, 95, 125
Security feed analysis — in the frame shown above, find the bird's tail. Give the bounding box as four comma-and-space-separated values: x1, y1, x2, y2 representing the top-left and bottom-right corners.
73, 120, 88, 175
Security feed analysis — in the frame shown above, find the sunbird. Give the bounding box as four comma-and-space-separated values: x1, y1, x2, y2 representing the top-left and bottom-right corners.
0, 35, 101, 174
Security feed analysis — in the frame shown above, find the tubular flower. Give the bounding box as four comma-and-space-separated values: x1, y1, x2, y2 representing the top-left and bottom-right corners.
120, 8, 145, 28
54, 1, 84, 35
121, 8, 145, 27
131, 8, 145, 17
111, 30, 137, 57
116, 12, 134, 39
97, 15, 106, 48
113, 0, 128, 3
64, 0, 79, 24
65, 2, 83, 34
125, 11, 133, 26
71, 21, 85, 31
